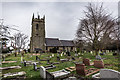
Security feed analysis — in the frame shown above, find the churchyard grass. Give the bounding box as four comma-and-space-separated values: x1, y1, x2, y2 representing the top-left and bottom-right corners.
1, 51, 119, 79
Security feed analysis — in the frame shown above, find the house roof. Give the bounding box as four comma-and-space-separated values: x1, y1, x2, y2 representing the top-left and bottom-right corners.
45, 38, 75, 47
60, 40, 75, 47
45, 38, 62, 47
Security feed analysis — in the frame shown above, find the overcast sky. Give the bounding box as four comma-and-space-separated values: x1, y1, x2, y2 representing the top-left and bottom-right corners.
1, 1, 118, 43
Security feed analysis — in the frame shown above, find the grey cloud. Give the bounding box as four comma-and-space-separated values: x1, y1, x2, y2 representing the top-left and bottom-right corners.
2, 2, 118, 42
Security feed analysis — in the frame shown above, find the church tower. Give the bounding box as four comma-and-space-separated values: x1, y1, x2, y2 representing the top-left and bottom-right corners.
30, 13, 45, 52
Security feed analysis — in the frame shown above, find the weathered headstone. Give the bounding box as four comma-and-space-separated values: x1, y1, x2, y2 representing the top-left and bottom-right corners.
47, 59, 50, 64
2, 56, 5, 61
90, 51, 93, 54
46, 69, 70, 79
67, 51, 71, 56
36, 56, 38, 60
57, 56, 60, 61
65, 77, 77, 80
100, 53, 104, 55
23, 61, 26, 66
100, 69, 120, 79
2, 61, 17, 64
3, 71, 26, 78
57, 53, 59, 56
94, 60, 104, 68
52, 54, 54, 57
72, 57, 75, 60
49, 56, 52, 58
74, 51, 78, 56
96, 55, 102, 60
113, 52, 117, 56
40, 66, 46, 79
64, 52, 66, 55
44, 64, 56, 70
61, 53, 63, 56
92, 69, 120, 79
33, 63, 37, 71
0, 66, 21, 70
76, 63, 86, 76
83, 58, 90, 66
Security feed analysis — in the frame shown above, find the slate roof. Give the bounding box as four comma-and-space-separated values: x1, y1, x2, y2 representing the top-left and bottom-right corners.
45, 38, 62, 47
45, 38, 75, 47
60, 40, 75, 47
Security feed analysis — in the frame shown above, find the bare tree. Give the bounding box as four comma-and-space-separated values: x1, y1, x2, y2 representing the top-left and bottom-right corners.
0, 19, 18, 38
76, 3, 117, 55
13, 33, 29, 51
0, 19, 18, 54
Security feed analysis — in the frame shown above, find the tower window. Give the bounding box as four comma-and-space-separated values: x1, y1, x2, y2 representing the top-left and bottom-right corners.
36, 24, 39, 30
36, 34, 38, 36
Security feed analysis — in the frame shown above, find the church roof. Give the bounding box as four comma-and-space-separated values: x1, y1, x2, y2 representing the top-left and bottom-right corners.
60, 40, 75, 47
45, 38, 62, 47
45, 38, 75, 47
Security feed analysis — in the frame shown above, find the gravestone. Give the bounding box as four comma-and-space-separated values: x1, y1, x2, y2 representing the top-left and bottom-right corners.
64, 77, 77, 80
2, 55, 5, 61
67, 51, 71, 56
94, 60, 104, 68
44, 64, 56, 70
0, 66, 21, 70
2, 61, 17, 64
47, 59, 50, 64
100, 53, 104, 55
72, 57, 75, 60
3, 71, 26, 78
57, 53, 59, 56
49, 56, 52, 58
83, 58, 90, 66
74, 51, 78, 56
46, 69, 70, 79
78, 53, 80, 55
61, 53, 63, 56
23, 61, 26, 66
96, 55, 102, 60
100, 69, 120, 79
36, 56, 38, 60
76, 63, 86, 76
92, 69, 120, 79
64, 52, 66, 55
52, 54, 54, 57
33, 63, 37, 71
57, 56, 60, 61
113, 52, 117, 56
40, 66, 46, 79
90, 51, 93, 54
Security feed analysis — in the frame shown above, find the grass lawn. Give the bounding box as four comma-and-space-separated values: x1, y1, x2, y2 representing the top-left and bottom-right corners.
1, 51, 119, 80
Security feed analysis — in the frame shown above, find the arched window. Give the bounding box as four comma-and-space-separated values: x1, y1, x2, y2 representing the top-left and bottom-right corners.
36, 24, 39, 30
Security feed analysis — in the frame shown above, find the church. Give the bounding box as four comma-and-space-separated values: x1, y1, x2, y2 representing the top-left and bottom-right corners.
30, 14, 76, 53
